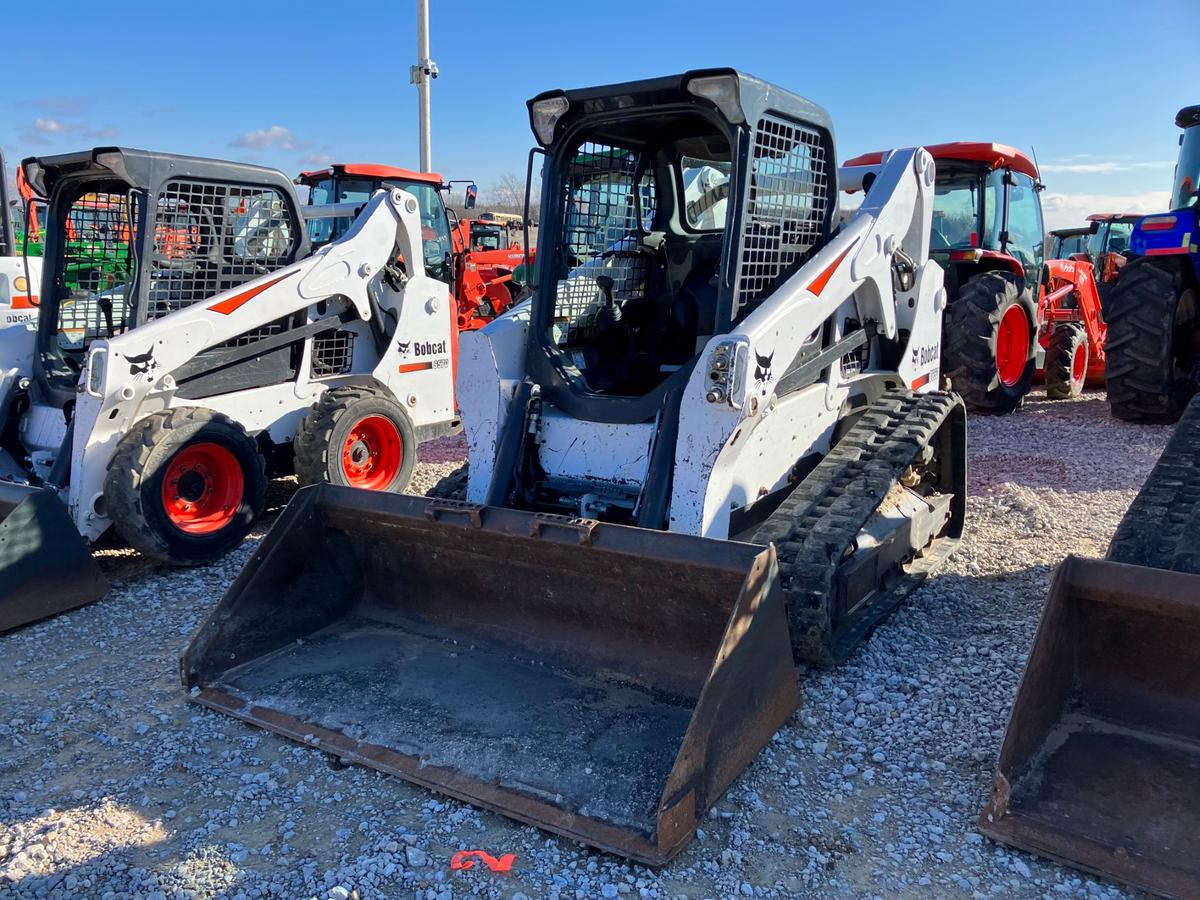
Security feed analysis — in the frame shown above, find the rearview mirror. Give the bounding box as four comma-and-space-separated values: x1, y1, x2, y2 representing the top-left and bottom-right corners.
465, 183, 477, 210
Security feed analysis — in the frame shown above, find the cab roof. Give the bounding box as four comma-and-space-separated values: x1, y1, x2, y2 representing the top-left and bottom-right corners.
1086, 213, 1141, 223
294, 163, 444, 186
844, 141, 1039, 181
1177, 105, 1200, 129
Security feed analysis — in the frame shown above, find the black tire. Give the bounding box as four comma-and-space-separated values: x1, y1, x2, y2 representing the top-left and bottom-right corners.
1104, 256, 1199, 423
104, 408, 267, 566
293, 385, 416, 492
1044, 323, 1088, 400
943, 271, 1037, 415
426, 464, 469, 501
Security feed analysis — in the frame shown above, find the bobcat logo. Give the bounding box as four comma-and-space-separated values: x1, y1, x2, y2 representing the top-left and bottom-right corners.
753, 350, 774, 383
125, 348, 158, 378
396, 341, 411, 355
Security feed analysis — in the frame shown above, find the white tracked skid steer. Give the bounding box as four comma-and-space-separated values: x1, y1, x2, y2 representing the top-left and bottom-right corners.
0, 148, 459, 631
183, 70, 967, 866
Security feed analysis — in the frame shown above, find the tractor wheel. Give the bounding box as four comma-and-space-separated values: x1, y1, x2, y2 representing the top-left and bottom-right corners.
1104, 256, 1200, 423
1044, 323, 1088, 400
943, 271, 1037, 415
294, 385, 416, 492
104, 408, 267, 565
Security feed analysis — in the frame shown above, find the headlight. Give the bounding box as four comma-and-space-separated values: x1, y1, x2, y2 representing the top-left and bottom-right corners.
86, 348, 107, 396
531, 96, 569, 145
687, 74, 744, 125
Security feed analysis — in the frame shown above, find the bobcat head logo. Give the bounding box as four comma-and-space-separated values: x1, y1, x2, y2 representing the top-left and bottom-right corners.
754, 350, 774, 383
125, 347, 158, 378
396, 341, 411, 355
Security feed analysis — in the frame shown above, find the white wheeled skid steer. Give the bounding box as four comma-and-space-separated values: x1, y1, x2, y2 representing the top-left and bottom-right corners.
183, 70, 967, 866
0, 147, 459, 631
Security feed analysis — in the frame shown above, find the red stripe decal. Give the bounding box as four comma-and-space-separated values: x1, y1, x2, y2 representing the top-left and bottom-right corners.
1145, 247, 1187, 257
398, 361, 433, 374
911, 373, 931, 390
807, 241, 857, 297
209, 270, 298, 315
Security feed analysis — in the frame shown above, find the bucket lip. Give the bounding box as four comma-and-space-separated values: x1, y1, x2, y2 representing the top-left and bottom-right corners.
189, 684, 684, 866
979, 801, 1199, 898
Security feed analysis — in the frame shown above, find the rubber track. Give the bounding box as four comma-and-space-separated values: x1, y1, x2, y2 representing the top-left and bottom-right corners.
752, 389, 964, 666
1104, 256, 1190, 423
1107, 395, 1200, 574
426, 464, 469, 501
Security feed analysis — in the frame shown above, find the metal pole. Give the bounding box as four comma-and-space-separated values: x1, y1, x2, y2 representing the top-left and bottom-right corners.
413, 0, 436, 173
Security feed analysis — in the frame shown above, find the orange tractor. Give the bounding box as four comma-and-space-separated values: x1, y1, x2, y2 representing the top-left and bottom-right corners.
295, 163, 534, 331
1036, 213, 1140, 398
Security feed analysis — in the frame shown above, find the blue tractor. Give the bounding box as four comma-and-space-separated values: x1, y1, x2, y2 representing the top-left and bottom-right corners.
1104, 105, 1200, 422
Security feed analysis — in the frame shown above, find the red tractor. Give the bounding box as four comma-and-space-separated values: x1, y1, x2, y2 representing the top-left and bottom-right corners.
845, 143, 1045, 414
1036, 212, 1140, 398
295, 163, 533, 331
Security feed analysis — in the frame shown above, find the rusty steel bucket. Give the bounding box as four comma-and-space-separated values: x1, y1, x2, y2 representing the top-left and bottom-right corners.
0, 482, 108, 633
182, 484, 800, 866
980, 555, 1200, 898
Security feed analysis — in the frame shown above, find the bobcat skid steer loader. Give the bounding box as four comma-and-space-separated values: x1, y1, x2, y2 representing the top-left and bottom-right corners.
0, 147, 458, 631
183, 70, 966, 865
980, 397, 1200, 898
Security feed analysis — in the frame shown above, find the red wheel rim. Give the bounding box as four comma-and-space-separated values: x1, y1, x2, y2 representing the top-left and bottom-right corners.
161, 442, 244, 534
996, 304, 1030, 388
1071, 342, 1087, 386
340, 415, 403, 490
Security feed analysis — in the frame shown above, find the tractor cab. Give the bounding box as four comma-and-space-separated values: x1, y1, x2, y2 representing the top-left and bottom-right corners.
1050, 227, 1090, 260
1170, 105, 1200, 212
1083, 213, 1139, 287
468, 219, 509, 251
295, 163, 458, 285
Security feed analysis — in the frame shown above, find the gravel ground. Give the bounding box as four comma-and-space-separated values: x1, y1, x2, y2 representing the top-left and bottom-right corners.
0, 392, 1172, 900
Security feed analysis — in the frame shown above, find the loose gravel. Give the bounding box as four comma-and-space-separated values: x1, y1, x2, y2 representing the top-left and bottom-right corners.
0, 394, 1171, 899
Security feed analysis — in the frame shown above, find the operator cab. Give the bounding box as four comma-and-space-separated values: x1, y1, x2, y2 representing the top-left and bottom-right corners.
1172, 105, 1200, 211
526, 70, 835, 424
296, 163, 456, 285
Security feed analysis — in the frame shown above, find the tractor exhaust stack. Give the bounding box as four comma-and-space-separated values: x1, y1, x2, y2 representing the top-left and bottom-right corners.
980, 555, 1200, 898
0, 483, 108, 633
182, 485, 800, 866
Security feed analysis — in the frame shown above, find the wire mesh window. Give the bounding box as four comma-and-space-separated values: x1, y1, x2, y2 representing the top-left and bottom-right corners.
735, 115, 830, 315
551, 143, 656, 345
144, 180, 295, 322
56, 192, 138, 351
310, 329, 355, 377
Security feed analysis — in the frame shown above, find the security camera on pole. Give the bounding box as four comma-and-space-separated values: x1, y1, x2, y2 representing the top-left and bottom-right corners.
411, 0, 437, 173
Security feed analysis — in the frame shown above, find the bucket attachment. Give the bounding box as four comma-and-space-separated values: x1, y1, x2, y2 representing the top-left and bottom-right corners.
182, 485, 800, 866
0, 482, 109, 633
980, 555, 1200, 898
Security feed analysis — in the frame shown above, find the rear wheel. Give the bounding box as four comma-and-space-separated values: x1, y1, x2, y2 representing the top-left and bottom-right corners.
943, 271, 1037, 415
1044, 323, 1088, 399
1104, 256, 1199, 423
294, 385, 416, 492
105, 408, 267, 565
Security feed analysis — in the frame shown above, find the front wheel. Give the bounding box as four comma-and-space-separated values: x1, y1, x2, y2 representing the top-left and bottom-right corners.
293, 385, 416, 492
104, 408, 267, 565
1044, 323, 1088, 399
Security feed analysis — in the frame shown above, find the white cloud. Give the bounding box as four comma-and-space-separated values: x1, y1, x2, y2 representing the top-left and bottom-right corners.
1040, 190, 1171, 231
1039, 160, 1173, 174
231, 125, 302, 151
33, 118, 67, 134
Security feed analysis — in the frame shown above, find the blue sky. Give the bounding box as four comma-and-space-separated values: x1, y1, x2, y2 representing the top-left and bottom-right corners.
3, 0, 1192, 229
